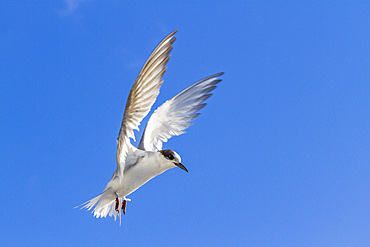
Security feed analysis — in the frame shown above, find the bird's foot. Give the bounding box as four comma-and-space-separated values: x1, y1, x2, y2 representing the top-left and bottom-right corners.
121, 197, 131, 214
122, 200, 127, 215
115, 197, 119, 212
115, 197, 131, 214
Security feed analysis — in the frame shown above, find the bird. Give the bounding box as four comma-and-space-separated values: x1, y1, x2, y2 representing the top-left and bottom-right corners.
77, 30, 223, 224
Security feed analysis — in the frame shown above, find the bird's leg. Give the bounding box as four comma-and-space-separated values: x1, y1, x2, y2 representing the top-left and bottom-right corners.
122, 200, 127, 215
115, 197, 119, 212
115, 193, 120, 213
121, 197, 130, 215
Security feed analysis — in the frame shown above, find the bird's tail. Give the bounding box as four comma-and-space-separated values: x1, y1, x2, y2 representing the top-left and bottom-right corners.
76, 189, 123, 225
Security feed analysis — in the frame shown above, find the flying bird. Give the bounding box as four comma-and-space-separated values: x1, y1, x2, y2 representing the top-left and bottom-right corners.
78, 30, 223, 224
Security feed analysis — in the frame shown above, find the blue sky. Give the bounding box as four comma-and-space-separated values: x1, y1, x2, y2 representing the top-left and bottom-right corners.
1, 1, 369, 246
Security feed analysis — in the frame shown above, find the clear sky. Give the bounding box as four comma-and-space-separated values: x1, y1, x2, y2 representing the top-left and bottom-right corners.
1, 1, 369, 246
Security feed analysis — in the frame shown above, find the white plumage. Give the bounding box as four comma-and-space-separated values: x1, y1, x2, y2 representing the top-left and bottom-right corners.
77, 30, 223, 224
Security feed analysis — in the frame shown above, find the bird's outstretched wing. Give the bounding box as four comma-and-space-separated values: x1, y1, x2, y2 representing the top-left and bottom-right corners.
138, 72, 224, 152
116, 30, 177, 179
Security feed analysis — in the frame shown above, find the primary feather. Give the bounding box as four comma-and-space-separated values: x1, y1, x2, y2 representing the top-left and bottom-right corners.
116, 30, 177, 180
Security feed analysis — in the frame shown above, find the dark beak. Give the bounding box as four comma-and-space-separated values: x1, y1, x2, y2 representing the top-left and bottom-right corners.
174, 162, 188, 172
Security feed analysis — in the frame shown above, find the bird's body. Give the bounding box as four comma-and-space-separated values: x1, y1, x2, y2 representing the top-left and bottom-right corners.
78, 30, 223, 224
108, 149, 174, 198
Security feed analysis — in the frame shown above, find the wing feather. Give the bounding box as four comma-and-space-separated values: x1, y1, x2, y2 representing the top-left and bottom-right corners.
116, 30, 177, 179
138, 72, 224, 152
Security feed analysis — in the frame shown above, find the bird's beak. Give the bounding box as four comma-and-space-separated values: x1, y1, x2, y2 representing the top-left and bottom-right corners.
174, 162, 188, 172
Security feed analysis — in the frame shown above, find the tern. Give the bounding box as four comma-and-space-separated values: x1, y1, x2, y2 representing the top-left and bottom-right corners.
77, 30, 223, 224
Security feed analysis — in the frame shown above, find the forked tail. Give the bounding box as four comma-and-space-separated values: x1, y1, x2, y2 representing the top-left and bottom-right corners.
76, 189, 124, 225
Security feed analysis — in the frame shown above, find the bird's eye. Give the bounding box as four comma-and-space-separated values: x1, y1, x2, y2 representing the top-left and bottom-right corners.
167, 154, 174, 160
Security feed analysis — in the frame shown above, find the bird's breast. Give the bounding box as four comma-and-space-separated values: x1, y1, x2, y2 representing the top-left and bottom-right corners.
116, 153, 167, 197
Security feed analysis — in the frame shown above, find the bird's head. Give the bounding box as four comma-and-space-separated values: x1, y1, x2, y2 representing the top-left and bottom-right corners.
159, 150, 188, 172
